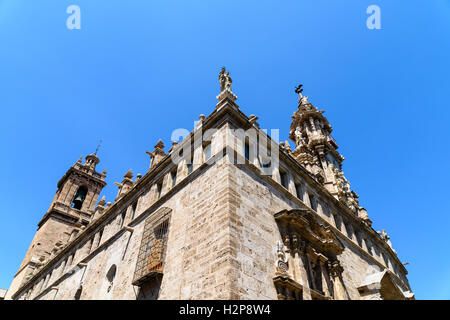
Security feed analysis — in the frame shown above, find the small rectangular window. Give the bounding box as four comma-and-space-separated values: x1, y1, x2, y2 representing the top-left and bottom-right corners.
365, 239, 373, 255
171, 170, 177, 187
295, 182, 302, 199
120, 212, 126, 228
308, 193, 317, 211
97, 229, 104, 247
203, 143, 212, 161
280, 170, 288, 189
131, 201, 138, 220
333, 213, 342, 230
187, 153, 194, 174
87, 237, 94, 254
355, 230, 363, 247
344, 222, 353, 239
156, 181, 163, 199
244, 140, 250, 160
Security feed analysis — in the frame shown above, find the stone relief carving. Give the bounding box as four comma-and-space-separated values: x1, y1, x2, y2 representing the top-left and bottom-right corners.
275, 240, 289, 275
332, 167, 359, 212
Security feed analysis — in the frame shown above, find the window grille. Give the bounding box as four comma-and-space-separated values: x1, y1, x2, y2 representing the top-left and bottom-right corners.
133, 218, 169, 286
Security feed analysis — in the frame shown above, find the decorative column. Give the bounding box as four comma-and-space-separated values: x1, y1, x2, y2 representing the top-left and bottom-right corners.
328, 261, 348, 300
319, 256, 331, 297
305, 246, 317, 291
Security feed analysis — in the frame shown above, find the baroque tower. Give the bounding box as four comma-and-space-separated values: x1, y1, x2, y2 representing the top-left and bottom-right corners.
6, 154, 106, 299
289, 86, 372, 226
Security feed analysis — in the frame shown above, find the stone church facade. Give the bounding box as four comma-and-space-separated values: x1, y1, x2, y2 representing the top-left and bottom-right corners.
6, 70, 414, 300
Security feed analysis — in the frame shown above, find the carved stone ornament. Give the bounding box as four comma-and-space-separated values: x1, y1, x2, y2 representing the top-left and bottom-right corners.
275, 208, 344, 256
332, 167, 360, 212
275, 240, 289, 275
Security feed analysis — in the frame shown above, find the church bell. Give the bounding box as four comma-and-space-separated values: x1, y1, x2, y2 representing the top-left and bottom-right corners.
73, 194, 84, 209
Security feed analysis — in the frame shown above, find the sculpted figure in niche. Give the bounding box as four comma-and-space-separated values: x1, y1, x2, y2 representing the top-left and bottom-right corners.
283, 233, 290, 249
294, 126, 305, 148
292, 233, 299, 249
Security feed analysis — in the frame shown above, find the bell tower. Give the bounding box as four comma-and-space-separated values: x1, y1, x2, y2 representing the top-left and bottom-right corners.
6, 153, 107, 298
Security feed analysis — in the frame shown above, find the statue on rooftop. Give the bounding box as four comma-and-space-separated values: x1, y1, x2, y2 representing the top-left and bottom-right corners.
219, 67, 232, 92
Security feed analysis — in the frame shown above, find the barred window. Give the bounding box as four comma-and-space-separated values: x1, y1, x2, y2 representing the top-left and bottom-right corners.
133, 209, 171, 286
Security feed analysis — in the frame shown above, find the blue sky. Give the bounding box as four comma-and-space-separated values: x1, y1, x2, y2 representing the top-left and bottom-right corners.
0, 0, 449, 299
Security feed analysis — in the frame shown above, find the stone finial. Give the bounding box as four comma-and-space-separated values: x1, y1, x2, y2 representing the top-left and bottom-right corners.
154, 139, 164, 150
118, 169, 135, 196
114, 182, 123, 199
249, 114, 259, 128
74, 156, 83, 169
98, 195, 106, 207
168, 141, 178, 153
195, 114, 206, 130
124, 169, 133, 179
380, 229, 390, 241
284, 140, 292, 152
100, 168, 107, 180
358, 207, 372, 227
378, 229, 395, 253
146, 139, 167, 170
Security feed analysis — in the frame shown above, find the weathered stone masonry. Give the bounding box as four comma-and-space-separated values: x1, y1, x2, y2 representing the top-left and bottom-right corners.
6, 70, 414, 300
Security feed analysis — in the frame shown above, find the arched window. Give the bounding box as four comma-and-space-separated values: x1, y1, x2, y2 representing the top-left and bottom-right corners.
106, 264, 117, 292
72, 186, 87, 210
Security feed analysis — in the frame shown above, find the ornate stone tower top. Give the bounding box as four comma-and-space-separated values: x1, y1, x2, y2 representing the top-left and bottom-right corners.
289, 85, 370, 224
289, 85, 343, 179
53, 153, 107, 217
